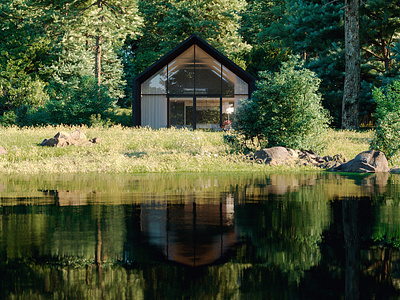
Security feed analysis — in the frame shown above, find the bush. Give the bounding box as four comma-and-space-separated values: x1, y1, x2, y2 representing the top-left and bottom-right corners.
370, 80, 400, 158
17, 76, 116, 126
0, 111, 17, 126
233, 56, 331, 152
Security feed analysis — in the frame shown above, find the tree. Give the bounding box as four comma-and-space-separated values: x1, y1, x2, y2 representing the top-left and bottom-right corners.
240, 0, 289, 76
131, 0, 251, 74
370, 80, 400, 159
39, 0, 142, 85
255, 0, 345, 126
0, 0, 52, 113
342, 0, 360, 129
233, 56, 331, 152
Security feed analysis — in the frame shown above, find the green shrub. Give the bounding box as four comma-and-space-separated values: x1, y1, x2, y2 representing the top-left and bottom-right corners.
17, 76, 116, 126
233, 56, 331, 152
370, 80, 400, 158
0, 111, 17, 126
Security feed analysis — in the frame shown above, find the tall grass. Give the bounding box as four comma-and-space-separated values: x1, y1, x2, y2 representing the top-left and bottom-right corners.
0, 125, 378, 174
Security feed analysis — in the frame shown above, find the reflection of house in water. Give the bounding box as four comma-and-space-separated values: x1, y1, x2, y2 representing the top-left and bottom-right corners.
140, 194, 236, 267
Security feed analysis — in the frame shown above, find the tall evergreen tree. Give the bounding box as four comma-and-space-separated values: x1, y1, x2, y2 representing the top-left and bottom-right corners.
131, 0, 251, 74
42, 0, 142, 92
257, 0, 344, 126
240, 0, 289, 76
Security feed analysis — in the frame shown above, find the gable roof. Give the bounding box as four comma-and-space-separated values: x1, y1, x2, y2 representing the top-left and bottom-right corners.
134, 34, 256, 86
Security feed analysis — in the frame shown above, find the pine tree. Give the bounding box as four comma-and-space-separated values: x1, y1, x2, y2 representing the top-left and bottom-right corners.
131, 0, 251, 74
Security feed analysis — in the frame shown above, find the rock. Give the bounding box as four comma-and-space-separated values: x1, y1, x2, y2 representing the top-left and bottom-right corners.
331, 150, 389, 173
40, 137, 69, 147
89, 137, 101, 144
41, 130, 99, 147
390, 167, 400, 174
0, 146, 7, 155
70, 129, 87, 141
319, 160, 342, 170
332, 153, 347, 164
54, 131, 71, 140
254, 146, 296, 166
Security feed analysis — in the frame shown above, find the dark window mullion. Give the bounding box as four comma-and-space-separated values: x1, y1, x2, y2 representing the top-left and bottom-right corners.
193, 45, 196, 129
220, 63, 223, 128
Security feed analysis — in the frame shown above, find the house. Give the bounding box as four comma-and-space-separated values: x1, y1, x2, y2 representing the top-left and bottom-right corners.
133, 34, 256, 129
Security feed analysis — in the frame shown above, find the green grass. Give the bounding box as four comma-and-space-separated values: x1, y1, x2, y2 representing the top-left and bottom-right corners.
0, 125, 383, 174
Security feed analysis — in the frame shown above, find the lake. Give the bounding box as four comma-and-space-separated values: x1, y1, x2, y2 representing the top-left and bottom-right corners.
1, 172, 400, 299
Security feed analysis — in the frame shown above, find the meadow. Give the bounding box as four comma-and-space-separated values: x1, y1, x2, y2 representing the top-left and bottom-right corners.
0, 125, 384, 174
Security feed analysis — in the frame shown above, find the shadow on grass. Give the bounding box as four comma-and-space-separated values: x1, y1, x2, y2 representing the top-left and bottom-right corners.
124, 152, 148, 158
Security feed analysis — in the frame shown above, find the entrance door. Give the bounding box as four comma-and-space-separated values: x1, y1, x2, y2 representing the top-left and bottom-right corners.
169, 97, 194, 128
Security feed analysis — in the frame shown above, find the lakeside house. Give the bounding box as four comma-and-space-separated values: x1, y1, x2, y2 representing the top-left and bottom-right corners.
133, 34, 255, 129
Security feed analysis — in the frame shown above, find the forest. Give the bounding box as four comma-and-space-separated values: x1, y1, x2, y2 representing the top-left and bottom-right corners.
0, 0, 399, 128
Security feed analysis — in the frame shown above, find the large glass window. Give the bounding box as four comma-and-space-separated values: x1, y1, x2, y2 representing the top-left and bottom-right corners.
194, 47, 222, 95
168, 46, 195, 95
196, 97, 220, 129
140, 45, 249, 129
141, 67, 167, 95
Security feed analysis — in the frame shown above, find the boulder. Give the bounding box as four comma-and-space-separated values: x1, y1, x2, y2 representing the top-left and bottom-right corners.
331, 150, 389, 173
254, 146, 296, 166
0, 145, 7, 155
70, 129, 87, 141
40, 130, 99, 147
54, 131, 71, 140
40, 137, 69, 147
390, 167, 400, 174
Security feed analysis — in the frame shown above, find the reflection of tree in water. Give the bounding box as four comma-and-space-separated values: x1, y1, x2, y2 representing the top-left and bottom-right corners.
4, 173, 400, 298
234, 185, 332, 284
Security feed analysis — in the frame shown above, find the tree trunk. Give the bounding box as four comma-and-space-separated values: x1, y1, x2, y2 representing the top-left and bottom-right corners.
94, 0, 103, 86
342, 197, 360, 300
95, 35, 102, 85
342, 0, 360, 129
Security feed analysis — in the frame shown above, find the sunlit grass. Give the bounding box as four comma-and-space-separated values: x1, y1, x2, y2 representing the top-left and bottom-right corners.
0, 125, 381, 174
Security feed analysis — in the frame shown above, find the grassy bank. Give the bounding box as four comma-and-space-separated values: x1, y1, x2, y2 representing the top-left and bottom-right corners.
0, 125, 375, 174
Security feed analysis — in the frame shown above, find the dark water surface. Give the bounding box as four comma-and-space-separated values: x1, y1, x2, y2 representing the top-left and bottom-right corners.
1, 172, 400, 299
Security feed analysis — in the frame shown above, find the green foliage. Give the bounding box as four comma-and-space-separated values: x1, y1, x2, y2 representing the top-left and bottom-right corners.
0, 111, 17, 126
131, 0, 251, 74
0, 0, 52, 114
233, 56, 331, 152
370, 80, 400, 158
18, 76, 116, 126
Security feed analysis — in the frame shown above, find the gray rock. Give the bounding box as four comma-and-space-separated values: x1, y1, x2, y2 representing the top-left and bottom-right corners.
54, 131, 71, 140
331, 150, 389, 173
41, 137, 69, 147
390, 167, 400, 174
41, 130, 99, 147
70, 129, 87, 141
254, 146, 295, 166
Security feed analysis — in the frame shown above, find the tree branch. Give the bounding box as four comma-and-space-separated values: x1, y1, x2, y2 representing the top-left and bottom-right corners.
362, 47, 384, 61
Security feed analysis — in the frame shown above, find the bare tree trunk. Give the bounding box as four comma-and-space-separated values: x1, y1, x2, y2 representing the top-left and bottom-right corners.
95, 35, 102, 86
94, 0, 103, 86
342, 0, 360, 129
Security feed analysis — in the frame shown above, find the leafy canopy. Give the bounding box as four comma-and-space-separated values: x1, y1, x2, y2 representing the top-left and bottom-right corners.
233, 56, 331, 152
370, 80, 400, 159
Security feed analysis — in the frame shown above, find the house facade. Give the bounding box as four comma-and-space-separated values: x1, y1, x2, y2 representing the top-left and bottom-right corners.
133, 35, 255, 129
